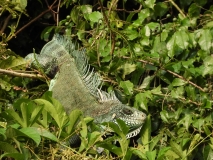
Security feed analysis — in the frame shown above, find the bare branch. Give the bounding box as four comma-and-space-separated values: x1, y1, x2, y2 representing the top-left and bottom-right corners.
168, 0, 186, 18
122, 56, 205, 92
0, 14, 12, 34
7, 3, 58, 41
0, 68, 46, 80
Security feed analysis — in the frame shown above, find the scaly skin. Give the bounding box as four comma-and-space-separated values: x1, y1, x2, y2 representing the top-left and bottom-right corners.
25, 34, 146, 138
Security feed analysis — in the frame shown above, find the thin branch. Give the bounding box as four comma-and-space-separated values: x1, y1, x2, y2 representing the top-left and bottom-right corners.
122, 56, 205, 92
98, 0, 110, 29
0, 14, 12, 34
0, 68, 46, 80
168, 0, 186, 18
165, 69, 205, 92
99, 5, 142, 13
56, 0, 61, 26
110, 33, 115, 56
107, 0, 118, 18
7, 3, 58, 41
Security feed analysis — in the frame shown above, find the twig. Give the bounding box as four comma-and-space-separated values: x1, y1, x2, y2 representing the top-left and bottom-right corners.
99, 5, 142, 13
107, 0, 118, 18
165, 69, 205, 92
98, 0, 110, 29
0, 68, 46, 79
121, 56, 205, 92
0, 14, 12, 34
168, 0, 186, 18
91, 30, 104, 47
56, 0, 61, 26
110, 33, 115, 56
7, 3, 58, 41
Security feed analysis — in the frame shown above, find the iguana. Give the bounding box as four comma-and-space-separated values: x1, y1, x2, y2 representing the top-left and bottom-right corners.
25, 34, 146, 139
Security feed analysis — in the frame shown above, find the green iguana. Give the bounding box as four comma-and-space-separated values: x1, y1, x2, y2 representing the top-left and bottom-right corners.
25, 34, 146, 139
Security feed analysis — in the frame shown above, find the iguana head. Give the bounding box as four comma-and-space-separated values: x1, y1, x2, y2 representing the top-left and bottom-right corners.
93, 101, 146, 138
113, 104, 146, 138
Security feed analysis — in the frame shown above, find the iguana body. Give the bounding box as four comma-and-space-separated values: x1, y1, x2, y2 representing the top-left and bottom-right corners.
25, 34, 146, 138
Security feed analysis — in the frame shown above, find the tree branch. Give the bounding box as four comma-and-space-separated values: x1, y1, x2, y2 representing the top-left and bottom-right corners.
0, 14, 12, 34
168, 0, 186, 18
7, 3, 58, 41
122, 56, 205, 92
0, 68, 46, 80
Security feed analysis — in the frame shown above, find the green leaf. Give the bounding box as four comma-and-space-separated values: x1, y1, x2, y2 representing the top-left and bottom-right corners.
119, 80, 134, 95
120, 63, 136, 79
175, 31, 189, 49
0, 141, 18, 153
149, 132, 164, 151
67, 109, 82, 134
170, 141, 184, 158
154, 2, 168, 17
192, 119, 204, 132
116, 119, 129, 136
88, 131, 102, 147
188, 3, 201, 18
134, 93, 148, 111
34, 99, 68, 129
182, 59, 195, 69
0, 128, 6, 140
151, 85, 162, 95
188, 134, 202, 153
0, 56, 26, 69
202, 56, 213, 76
88, 11, 103, 23
0, 77, 12, 91
123, 29, 139, 40
172, 62, 181, 73
164, 150, 180, 159
157, 147, 171, 160
177, 111, 193, 131
140, 115, 151, 151
141, 25, 151, 37
172, 78, 186, 87
198, 29, 212, 53
7, 109, 25, 127
203, 145, 213, 160
166, 34, 176, 58
36, 127, 58, 142
19, 127, 41, 146
70, 6, 80, 24
97, 143, 123, 156
171, 86, 184, 98
160, 110, 169, 123
78, 119, 88, 152
204, 21, 213, 28
0, 153, 25, 160
103, 121, 122, 137
146, 150, 157, 160
139, 76, 154, 89
145, 0, 156, 9
13, 0, 27, 11
133, 9, 150, 27
81, 5, 92, 20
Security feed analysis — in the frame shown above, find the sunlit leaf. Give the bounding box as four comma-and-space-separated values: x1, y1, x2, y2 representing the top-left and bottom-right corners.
88, 11, 103, 23
119, 80, 134, 95
19, 127, 41, 146
172, 78, 187, 87
198, 29, 212, 53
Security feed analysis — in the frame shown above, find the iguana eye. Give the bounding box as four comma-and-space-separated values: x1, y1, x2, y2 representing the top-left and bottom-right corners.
122, 108, 133, 115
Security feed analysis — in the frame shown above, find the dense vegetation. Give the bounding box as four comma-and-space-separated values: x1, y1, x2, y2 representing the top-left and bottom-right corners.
1, 0, 213, 159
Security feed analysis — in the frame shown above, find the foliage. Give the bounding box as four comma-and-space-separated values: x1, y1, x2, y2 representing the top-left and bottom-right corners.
1, 0, 213, 159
